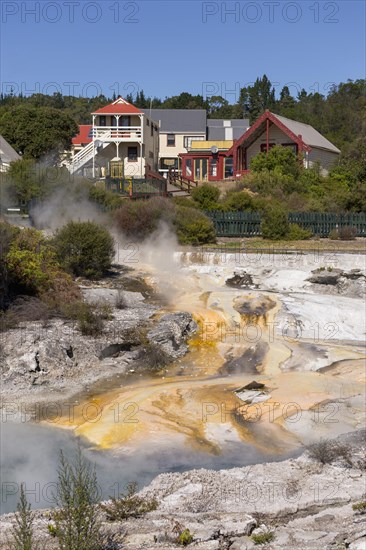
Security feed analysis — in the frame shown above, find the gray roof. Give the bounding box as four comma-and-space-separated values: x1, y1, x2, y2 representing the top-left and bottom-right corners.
207, 119, 250, 140
142, 109, 207, 133
274, 114, 341, 153
0, 135, 21, 165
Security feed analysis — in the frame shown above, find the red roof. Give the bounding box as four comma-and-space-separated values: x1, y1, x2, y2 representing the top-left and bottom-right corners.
72, 125, 92, 145
92, 96, 142, 115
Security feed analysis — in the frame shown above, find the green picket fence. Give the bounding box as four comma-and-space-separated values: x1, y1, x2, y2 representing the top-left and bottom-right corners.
205, 211, 366, 238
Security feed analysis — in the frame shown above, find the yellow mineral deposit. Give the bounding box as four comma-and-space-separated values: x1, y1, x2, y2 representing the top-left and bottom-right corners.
49, 258, 365, 458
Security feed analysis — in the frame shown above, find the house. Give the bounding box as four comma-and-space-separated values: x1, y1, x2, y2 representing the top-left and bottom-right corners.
142, 109, 207, 174
0, 135, 21, 172
179, 118, 250, 182
207, 119, 249, 141
228, 110, 340, 176
68, 97, 159, 178
180, 141, 234, 182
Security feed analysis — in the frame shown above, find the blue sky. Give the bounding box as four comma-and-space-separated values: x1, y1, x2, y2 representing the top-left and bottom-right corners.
1, 0, 365, 102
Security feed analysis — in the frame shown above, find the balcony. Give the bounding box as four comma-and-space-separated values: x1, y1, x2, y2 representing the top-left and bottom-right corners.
92, 126, 142, 142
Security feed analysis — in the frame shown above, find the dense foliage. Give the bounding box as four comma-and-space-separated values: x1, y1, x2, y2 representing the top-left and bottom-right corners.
1, 76, 364, 160
0, 105, 78, 160
113, 196, 216, 245
53, 221, 115, 279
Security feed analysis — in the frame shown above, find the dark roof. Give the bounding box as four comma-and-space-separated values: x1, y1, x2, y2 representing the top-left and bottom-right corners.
0, 135, 21, 165
207, 119, 250, 140
141, 109, 207, 133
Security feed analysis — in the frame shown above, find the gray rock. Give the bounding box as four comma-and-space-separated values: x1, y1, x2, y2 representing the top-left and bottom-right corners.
147, 312, 197, 358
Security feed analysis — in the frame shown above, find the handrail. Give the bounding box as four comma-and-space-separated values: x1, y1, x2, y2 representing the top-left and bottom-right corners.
167, 168, 198, 193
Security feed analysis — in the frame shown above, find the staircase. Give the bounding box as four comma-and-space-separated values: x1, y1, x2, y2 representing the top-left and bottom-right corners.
167, 169, 198, 195
68, 132, 111, 175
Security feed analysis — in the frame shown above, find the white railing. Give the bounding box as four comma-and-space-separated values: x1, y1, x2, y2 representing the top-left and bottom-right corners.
92, 126, 142, 140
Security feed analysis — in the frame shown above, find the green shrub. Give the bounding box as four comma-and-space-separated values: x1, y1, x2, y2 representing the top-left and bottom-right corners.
287, 223, 312, 240
329, 228, 339, 240
100, 481, 158, 521
251, 145, 301, 178
222, 190, 254, 211
6, 228, 59, 293
10, 483, 34, 550
174, 205, 216, 245
54, 221, 115, 279
252, 531, 275, 545
177, 528, 194, 546
52, 447, 101, 550
261, 204, 289, 240
191, 184, 220, 209
352, 501, 366, 513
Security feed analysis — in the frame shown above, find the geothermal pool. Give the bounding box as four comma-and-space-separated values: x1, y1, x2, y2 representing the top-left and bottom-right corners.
2, 250, 365, 513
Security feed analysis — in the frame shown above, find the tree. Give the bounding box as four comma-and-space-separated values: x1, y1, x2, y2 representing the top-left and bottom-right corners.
11, 483, 34, 550
0, 105, 78, 160
239, 75, 276, 123
52, 447, 101, 550
54, 221, 115, 279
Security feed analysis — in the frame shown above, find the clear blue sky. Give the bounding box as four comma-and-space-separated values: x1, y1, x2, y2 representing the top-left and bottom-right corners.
1, 0, 365, 102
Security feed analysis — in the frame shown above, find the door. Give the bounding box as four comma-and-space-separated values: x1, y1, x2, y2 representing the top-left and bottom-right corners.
194, 158, 208, 181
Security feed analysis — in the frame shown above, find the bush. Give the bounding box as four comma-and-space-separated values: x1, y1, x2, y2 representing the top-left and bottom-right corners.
337, 226, 357, 240
307, 439, 351, 465
62, 300, 112, 336
287, 223, 312, 240
352, 501, 366, 513
250, 145, 301, 178
54, 221, 115, 279
174, 205, 216, 245
261, 204, 289, 240
101, 481, 157, 521
252, 531, 275, 545
10, 483, 34, 550
177, 528, 194, 546
114, 196, 175, 240
52, 447, 101, 550
6, 228, 59, 294
222, 190, 254, 211
191, 184, 220, 209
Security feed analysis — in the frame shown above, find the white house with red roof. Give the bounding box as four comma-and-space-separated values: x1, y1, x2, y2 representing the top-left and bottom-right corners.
69, 97, 159, 178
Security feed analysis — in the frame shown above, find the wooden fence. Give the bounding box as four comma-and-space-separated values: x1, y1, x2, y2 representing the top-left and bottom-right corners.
205, 211, 366, 238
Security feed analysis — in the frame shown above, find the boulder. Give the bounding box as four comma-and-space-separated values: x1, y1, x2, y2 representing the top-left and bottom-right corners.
147, 312, 197, 358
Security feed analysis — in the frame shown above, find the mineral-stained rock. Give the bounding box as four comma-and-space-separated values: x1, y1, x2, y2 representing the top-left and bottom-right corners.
147, 312, 197, 358
226, 271, 255, 288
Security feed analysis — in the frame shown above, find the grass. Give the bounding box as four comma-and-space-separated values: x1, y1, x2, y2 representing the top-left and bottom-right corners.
251, 531, 275, 545
197, 237, 366, 253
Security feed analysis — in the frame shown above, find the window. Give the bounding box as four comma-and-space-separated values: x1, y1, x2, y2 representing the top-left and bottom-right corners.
210, 159, 218, 177
186, 159, 192, 177
151, 124, 154, 137
167, 134, 175, 147
147, 118, 150, 126
260, 143, 275, 152
120, 116, 130, 127
128, 146, 138, 162
184, 136, 205, 149
99, 115, 106, 126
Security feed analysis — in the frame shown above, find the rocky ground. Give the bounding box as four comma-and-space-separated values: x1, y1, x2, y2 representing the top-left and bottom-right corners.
0, 430, 365, 549
0, 266, 197, 414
